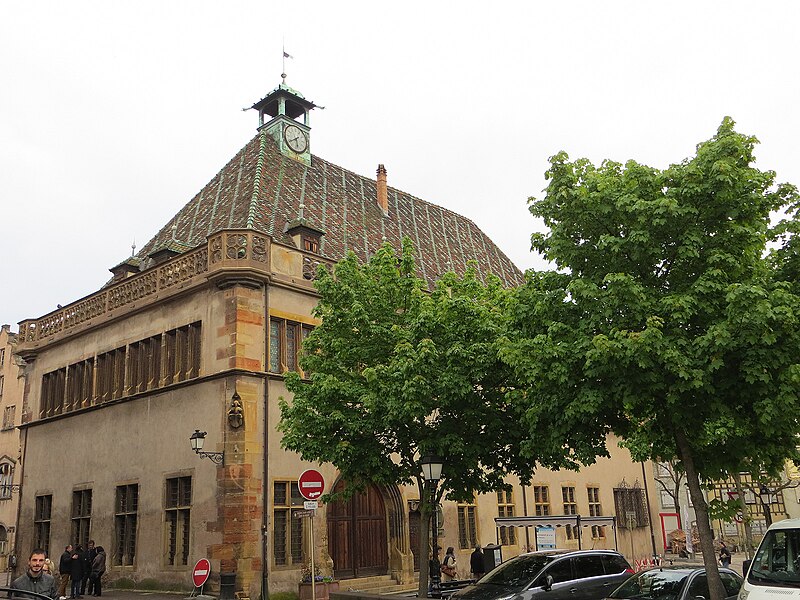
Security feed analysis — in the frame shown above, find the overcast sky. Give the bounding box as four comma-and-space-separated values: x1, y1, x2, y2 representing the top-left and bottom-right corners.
2, 1, 799, 328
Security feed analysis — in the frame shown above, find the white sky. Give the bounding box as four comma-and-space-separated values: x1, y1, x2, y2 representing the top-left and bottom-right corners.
2, 1, 799, 328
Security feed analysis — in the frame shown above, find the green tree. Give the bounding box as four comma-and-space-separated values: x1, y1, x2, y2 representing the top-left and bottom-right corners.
278, 238, 533, 598
501, 118, 800, 600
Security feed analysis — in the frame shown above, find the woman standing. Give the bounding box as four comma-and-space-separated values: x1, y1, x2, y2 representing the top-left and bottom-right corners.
441, 547, 458, 581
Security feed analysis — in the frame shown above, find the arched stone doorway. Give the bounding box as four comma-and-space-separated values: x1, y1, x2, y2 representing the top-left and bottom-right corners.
327, 481, 389, 579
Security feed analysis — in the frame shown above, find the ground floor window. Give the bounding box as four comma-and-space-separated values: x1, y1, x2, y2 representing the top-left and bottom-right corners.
457, 500, 478, 549
273, 481, 304, 566
34, 494, 52, 556
71, 489, 92, 548
114, 484, 138, 566
165, 476, 192, 566
497, 490, 516, 545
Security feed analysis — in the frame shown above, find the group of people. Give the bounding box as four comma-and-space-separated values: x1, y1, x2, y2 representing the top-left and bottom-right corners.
435, 544, 488, 583
11, 542, 107, 600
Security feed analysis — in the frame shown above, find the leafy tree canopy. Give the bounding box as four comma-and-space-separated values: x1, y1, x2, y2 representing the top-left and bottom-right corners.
278, 238, 534, 504
500, 118, 800, 600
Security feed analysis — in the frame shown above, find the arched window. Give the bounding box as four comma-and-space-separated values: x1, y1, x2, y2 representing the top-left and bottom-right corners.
0, 463, 14, 500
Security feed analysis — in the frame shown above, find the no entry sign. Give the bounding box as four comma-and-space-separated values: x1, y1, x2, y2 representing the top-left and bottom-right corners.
299, 469, 325, 500
192, 558, 211, 588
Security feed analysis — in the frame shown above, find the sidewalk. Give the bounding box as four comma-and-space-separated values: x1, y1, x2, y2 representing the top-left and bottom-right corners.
658, 553, 749, 576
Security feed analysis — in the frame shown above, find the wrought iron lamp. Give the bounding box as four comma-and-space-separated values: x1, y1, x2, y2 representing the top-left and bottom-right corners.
189, 430, 224, 465
421, 455, 444, 599
759, 485, 773, 527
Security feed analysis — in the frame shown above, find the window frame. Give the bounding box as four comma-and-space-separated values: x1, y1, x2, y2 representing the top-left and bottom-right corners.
114, 483, 139, 567
273, 480, 305, 567
165, 476, 192, 567
457, 499, 478, 550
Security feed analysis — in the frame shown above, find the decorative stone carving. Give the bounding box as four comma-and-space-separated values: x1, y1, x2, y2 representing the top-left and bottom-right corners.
226, 234, 248, 260
252, 236, 268, 263
108, 272, 158, 310
210, 235, 224, 264
303, 256, 323, 280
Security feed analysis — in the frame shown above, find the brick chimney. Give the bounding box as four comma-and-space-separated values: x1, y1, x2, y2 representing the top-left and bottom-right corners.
376, 164, 388, 215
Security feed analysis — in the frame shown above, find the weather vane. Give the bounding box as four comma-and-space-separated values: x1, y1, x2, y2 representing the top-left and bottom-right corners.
282, 42, 293, 84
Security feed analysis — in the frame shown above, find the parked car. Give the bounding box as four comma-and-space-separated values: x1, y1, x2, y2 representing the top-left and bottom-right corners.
449, 550, 634, 600
607, 567, 742, 600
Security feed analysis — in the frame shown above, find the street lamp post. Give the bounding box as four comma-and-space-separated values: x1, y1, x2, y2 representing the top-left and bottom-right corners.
421, 455, 444, 599
759, 485, 773, 528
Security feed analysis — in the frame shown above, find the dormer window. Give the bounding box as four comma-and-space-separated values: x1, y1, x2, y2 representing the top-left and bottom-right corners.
303, 235, 320, 254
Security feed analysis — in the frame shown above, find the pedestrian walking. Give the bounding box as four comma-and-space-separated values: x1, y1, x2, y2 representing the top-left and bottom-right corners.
441, 546, 458, 581
470, 544, 485, 580
719, 540, 732, 568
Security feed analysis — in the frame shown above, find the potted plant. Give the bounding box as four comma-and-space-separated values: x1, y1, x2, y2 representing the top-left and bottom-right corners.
298, 564, 338, 600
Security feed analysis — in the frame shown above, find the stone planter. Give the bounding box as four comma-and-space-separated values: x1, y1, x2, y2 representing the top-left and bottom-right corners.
299, 581, 340, 600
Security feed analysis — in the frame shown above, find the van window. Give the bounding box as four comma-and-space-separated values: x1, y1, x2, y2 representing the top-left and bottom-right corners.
750, 529, 800, 586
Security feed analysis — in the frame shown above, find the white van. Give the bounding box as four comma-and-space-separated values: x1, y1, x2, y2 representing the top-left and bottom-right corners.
740, 518, 800, 600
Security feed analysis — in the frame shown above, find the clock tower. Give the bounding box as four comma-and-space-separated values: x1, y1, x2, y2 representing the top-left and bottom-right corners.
251, 81, 317, 166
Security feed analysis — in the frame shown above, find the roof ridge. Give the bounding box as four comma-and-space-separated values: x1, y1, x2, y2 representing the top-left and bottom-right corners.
246, 129, 269, 229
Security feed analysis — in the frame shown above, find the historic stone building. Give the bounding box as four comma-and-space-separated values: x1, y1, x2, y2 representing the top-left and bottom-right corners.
0, 325, 23, 583
13, 81, 657, 598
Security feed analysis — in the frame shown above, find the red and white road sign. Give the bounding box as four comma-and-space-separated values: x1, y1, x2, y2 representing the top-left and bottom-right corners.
192, 558, 211, 588
299, 469, 325, 500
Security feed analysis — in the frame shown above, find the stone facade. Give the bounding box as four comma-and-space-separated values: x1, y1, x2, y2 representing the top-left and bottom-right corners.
11, 83, 659, 598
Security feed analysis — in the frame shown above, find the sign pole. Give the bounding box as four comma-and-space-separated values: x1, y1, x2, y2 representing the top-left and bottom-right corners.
311, 515, 316, 600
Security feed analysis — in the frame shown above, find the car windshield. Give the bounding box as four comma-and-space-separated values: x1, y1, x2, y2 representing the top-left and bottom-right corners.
749, 529, 800, 587
480, 554, 555, 588
609, 570, 690, 600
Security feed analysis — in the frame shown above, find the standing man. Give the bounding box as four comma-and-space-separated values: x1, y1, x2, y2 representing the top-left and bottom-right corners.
12, 548, 58, 599
470, 545, 485, 580
58, 544, 73, 598
81, 541, 96, 597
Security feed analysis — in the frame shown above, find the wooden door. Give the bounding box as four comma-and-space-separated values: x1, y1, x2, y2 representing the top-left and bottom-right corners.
327, 481, 388, 579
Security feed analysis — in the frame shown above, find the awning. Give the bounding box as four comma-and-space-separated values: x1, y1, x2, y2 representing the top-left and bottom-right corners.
494, 515, 617, 528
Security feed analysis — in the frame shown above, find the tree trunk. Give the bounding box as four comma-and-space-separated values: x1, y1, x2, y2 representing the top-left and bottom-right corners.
733, 473, 755, 558
674, 429, 727, 600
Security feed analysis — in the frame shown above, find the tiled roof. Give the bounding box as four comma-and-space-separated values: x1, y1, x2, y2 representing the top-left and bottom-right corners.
136, 130, 523, 287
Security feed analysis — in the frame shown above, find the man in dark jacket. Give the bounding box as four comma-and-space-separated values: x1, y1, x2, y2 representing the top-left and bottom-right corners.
81, 541, 96, 596
12, 548, 58, 599
90, 547, 106, 597
58, 545, 73, 598
470, 545, 485, 580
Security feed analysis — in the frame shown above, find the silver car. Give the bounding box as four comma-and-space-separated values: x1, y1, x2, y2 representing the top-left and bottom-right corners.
450, 550, 633, 600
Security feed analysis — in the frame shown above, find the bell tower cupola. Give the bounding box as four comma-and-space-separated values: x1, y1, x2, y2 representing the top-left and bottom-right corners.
251, 77, 317, 166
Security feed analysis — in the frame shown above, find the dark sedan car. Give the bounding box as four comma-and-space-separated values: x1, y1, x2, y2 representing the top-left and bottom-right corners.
450, 550, 634, 600
606, 567, 742, 600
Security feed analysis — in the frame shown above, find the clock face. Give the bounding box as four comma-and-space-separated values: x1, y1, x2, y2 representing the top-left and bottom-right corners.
284, 124, 308, 153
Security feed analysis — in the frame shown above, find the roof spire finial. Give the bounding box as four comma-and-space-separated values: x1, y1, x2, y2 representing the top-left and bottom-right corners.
171, 223, 178, 240
298, 202, 305, 220
131, 238, 136, 257
282, 43, 293, 84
